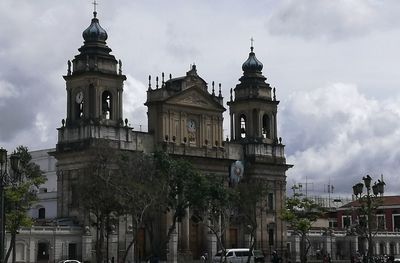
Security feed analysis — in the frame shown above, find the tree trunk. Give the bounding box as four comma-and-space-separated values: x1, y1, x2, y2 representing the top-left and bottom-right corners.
4, 233, 16, 263
96, 217, 105, 263
300, 235, 306, 263
121, 229, 137, 263
12, 237, 15, 263
163, 212, 178, 258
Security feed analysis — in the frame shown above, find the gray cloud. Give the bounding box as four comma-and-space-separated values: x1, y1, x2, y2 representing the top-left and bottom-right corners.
282, 83, 400, 195
1, 1, 400, 197
267, 0, 400, 40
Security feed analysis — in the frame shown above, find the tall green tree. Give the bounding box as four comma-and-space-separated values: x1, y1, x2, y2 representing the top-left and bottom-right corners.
281, 186, 325, 263
190, 173, 234, 263
144, 151, 207, 260
113, 151, 167, 263
77, 144, 122, 263
4, 146, 46, 263
78, 148, 209, 262
234, 178, 269, 263
191, 173, 269, 263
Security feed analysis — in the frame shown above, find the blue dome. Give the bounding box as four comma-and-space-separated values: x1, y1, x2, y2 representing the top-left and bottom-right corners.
82, 12, 108, 42
242, 47, 263, 72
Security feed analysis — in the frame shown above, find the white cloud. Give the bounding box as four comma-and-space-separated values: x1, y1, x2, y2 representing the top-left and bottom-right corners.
282, 83, 400, 195
34, 113, 50, 143
123, 75, 148, 131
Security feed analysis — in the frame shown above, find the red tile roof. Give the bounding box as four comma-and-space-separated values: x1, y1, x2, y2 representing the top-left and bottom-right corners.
341, 195, 400, 208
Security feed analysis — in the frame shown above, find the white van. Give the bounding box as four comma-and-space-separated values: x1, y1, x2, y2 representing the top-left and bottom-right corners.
212, 248, 265, 263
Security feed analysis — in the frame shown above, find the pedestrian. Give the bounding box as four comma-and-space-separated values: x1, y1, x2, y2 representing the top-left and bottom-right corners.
323, 254, 328, 263
272, 250, 280, 263
201, 252, 208, 262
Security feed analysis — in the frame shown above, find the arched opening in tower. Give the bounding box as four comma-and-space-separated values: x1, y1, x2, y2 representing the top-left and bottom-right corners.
262, 114, 270, 138
102, 91, 112, 120
240, 114, 246, 138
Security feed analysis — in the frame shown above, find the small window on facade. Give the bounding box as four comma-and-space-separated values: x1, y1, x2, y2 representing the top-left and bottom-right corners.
329, 220, 338, 228
268, 228, 274, 245
342, 216, 351, 228
262, 114, 270, 138
38, 207, 46, 219
102, 91, 112, 120
377, 215, 385, 230
240, 114, 246, 138
393, 215, 400, 231
267, 193, 274, 210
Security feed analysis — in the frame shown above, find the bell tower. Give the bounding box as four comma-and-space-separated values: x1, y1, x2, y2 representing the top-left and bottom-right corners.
64, 10, 126, 127
228, 43, 279, 143
54, 10, 132, 220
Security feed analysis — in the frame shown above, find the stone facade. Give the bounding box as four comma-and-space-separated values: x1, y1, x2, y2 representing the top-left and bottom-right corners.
9, 10, 292, 263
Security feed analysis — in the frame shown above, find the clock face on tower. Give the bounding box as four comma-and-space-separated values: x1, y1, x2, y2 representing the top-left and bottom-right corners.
75, 91, 84, 104
187, 119, 196, 132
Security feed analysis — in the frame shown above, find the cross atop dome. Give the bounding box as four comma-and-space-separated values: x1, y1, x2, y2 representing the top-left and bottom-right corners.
92, 0, 98, 17
92, 0, 98, 12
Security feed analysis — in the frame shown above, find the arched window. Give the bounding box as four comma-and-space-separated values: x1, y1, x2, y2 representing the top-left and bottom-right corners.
389, 242, 395, 255
16, 243, 25, 261
379, 242, 385, 255
38, 207, 45, 219
102, 91, 112, 120
262, 114, 271, 138
240, 114, 246, 138
37, 242, 49, 261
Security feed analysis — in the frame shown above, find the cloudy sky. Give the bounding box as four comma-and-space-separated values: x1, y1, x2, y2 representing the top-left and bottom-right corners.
1, 0, 400, 197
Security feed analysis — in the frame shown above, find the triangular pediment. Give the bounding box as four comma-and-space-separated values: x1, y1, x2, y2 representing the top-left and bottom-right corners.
167, 86, 225, 111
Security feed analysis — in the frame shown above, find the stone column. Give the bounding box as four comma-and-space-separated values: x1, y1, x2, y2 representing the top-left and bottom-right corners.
119, 90, 123, 122
181, 208, 190, 251
125, 230, 134, 263
230, 113, 234, 140
273, 112, 277, 140
324, 235, 329, 255
294, 236, 301, 263
330, 236, 336, 259
29, 238, 36, 263
82, 227, 92, 263
207, 231, 217, 260
386, 242, 390, 255
168, 230, 178, 263
353, 236, 358, 253
110, 233, 118, 263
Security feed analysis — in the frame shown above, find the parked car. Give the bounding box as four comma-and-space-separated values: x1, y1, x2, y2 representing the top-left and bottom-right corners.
212, 248, 265, 263
58, 260, 81, 263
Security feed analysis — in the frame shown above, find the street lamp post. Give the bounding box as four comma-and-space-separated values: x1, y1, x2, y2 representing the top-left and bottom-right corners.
352, 175, 385, 263
0, 148, 20, 263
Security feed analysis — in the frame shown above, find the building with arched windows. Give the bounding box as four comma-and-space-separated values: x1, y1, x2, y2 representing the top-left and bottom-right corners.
7, 9, 292, 263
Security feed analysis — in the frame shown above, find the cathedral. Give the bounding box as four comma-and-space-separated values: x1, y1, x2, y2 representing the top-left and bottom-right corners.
11, 8, 292, 263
